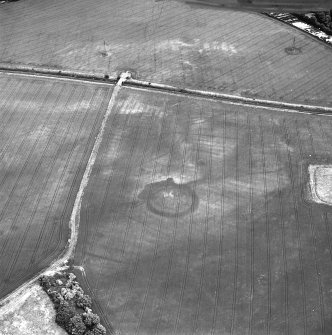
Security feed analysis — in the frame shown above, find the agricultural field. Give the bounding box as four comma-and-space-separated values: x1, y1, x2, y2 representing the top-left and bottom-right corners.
0, 73, 112, 299
0, 0, 332, 106
73, 86, 332, 334
0, 0, 332, 334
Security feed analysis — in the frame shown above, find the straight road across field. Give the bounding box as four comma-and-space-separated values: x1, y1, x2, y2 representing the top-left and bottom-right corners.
74, 86, 332, 335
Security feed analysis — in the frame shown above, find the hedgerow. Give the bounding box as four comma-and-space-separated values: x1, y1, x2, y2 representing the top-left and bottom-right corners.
39, 272, 106, 335
293, 11, 332, 35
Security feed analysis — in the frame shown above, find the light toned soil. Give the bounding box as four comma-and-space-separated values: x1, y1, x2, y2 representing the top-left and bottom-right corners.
0, 284, 66, 335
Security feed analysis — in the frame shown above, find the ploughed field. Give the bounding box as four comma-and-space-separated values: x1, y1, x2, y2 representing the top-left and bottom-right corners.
1, 0, 332, 334
0, 73, 112, 299
1, 0, 332, 106
73, 87, 332, 335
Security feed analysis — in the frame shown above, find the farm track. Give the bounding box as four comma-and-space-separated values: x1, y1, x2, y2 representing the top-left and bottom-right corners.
28, 88, 109, 269
0, 74, 112, 299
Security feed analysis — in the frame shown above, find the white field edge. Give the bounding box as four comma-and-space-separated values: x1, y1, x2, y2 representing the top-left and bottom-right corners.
0, 71, 131, 317
2, 69, 332, 115
125, 79, 332, 116
308, 164, 332, 205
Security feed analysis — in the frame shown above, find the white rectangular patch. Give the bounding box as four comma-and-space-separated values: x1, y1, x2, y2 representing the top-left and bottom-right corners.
308, 165, 332, 205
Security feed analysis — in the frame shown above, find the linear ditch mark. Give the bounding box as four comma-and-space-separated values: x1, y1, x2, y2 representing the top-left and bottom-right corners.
0, 71, 131, 314
1, 67, 332, 116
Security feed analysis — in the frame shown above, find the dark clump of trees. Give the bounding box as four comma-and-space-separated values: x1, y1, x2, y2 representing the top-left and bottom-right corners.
76, 294, 92, 309
293, 11, 332, 35
55, 301, 75, 328
39, 272, 106, 335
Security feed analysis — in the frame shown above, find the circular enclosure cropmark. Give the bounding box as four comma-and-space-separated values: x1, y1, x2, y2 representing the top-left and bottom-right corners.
146, 178, 198, 218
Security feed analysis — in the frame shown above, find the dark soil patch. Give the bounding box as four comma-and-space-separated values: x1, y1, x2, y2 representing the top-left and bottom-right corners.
284, 46, 302, 55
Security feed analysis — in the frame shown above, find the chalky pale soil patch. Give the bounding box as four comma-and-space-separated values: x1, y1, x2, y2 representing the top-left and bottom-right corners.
0, 284, 66, 335
308, 165, 332, 205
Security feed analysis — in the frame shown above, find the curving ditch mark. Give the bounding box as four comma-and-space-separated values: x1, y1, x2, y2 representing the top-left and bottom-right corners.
139, 177, 199, 218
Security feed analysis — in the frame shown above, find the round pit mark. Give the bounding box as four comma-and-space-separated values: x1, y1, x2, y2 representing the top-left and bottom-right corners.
99, 50, 112, 57
139, 178, 199, 218
285, 37, 302, 55
284, 46, 302, 55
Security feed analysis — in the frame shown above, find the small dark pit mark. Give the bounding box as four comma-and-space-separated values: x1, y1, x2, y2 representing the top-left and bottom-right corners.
99, 51, 110, 58
285, 37, 303, 55
197, 159, 206, 166
3, 277, 10, 285
285, 46, 302, 55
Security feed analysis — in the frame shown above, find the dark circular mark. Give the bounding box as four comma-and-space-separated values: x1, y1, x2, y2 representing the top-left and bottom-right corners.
285, 46, 302, 55
99, 51, 109, 58
197, 159, 206, 167
140, 178, 198, 218
285, 38, 302, 55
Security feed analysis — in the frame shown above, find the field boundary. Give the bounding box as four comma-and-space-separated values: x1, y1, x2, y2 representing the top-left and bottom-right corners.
1, 67, 332, 116
0, 72, 131, 314
0, 62, 118, 83
123, 79, 332, 115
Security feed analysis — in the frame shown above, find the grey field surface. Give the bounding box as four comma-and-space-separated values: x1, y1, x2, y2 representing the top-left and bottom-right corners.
74, 87, 332, 335
0, 74, 113, 299
0, 0, 332, 335
0, 0, 332, 106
